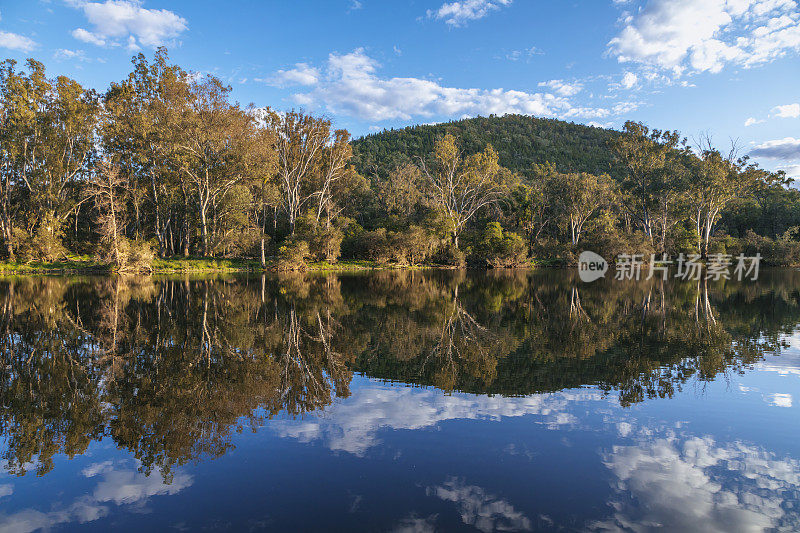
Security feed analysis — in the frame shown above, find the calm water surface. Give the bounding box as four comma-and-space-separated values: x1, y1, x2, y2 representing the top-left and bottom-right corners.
1, 270, 799, 532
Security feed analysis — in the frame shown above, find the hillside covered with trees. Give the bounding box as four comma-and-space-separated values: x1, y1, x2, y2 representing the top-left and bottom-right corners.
1, 48, 799, 273
352, 114, 622, 179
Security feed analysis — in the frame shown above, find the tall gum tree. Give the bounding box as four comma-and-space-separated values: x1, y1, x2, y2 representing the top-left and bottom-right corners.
420, 134, 502, 249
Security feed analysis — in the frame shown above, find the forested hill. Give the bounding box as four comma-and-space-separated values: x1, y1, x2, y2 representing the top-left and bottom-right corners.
351, 114, 622, 179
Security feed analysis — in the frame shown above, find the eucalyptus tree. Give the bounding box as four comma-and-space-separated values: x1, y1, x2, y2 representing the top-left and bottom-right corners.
267, 109, 330, 235
175, 76, 272, 256
103, 48, 189, 256
420, 134, 503, 249
612, 121, 683, 245
688, 140, 778, 256
547, 171, 615, 245
0, 59, 100, 259
313, 128, 353, 229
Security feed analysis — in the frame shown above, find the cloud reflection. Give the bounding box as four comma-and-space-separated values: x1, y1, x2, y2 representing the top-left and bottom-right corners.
592, 434, 800, 532
0, 463, 192, 533
270, 383, 604, 455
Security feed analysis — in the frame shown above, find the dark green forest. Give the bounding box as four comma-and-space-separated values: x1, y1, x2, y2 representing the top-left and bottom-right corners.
352, 114, 622, 178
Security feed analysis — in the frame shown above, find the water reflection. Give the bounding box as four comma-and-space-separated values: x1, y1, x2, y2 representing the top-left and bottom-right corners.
0, 270, 799, 530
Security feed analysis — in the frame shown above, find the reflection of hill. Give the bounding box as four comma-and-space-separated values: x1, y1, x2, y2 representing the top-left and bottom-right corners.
0, 270, 798, 477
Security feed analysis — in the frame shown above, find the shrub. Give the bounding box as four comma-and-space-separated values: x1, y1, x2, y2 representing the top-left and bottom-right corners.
116, 239, 155, 273
15, 213, 68, 262
433, 242, 466, 267
391, 225, 439, 265
472, 222, 528, 267
276, 239, 310, 271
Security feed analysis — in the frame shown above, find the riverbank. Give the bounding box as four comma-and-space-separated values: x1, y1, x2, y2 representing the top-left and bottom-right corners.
0, 257, 455, 275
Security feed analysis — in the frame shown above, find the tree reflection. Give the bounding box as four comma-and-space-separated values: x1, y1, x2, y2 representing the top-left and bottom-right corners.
0, 269, 798, 478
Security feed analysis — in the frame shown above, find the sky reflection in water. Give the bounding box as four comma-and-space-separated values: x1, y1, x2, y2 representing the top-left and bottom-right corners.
0, 270, 799, 532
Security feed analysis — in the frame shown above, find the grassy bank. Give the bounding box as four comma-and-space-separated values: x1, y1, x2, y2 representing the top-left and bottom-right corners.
0, 257, 450, 275
0, 257, 110, 274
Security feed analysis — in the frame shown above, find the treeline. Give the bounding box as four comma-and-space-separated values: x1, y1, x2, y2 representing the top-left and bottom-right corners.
0, 49, 794, 271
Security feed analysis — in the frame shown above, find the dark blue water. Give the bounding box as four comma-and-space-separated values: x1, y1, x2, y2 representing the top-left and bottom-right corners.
0, 271, 798, 532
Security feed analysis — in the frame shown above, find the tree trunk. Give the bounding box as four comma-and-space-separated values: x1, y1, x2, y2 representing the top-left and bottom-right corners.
260, 237, 266, 268
200, 203, 209, 257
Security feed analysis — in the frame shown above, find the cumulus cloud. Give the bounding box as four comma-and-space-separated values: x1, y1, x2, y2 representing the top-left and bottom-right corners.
0, 31, 36, 52
608, 0, 800, 77
744, 116, 765, 126
72, 27, 106, 46
258, 62, 320, 87
750, 137, 800, 159
427, 477, 532, 533
68, 0, 187, 50
537, 79, 583, 97
772, 102, 800, 118
272, 49, 630, 123
620, 71, 638, 89
427, 0, 513, 26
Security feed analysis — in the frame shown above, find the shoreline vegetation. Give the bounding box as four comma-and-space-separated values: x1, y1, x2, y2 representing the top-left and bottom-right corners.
2, 49, 799, 276
0, 255, 795, 276
0, 256, 464, 275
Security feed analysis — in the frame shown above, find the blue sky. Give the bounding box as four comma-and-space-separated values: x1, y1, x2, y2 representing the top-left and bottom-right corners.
0, 0, 798, 177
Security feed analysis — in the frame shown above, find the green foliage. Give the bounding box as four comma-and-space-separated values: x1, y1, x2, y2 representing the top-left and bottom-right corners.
353, 114, 621, 179
276, 239, 310, 271
473, 222, 528, 267
433, 243, 466, 267
15, 213, 68, 262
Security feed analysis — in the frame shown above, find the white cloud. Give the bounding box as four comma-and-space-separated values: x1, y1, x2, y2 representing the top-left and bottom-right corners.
608, 0, 800, 77
72, 27, 106, 46
745, 116, 765, 126
778, 164, 800, 179
772, 102, 800, 118
53, 48, 89, 61
504, 46, 543, 61
538, 79, 583, 97
621, 71, 638, 89
0, 31, 36, 52
750, 137, 800, 159
428, 0, 513, 27
68, 0, 188, 50
92, 467, 192, 505
0, 485, 12, 499
259, 62, 320, 87
81, 461, 114, 478
278, 49, 630, 123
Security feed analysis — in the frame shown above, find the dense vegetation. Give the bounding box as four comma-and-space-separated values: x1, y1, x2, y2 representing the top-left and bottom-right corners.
352, 114, 622, 178
1, 48, 798, 272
